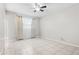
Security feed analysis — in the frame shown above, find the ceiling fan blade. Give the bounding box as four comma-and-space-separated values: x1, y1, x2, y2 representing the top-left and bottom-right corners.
40, 9, 44, 12
40, 6, 47, 8
34, 10, 36, 12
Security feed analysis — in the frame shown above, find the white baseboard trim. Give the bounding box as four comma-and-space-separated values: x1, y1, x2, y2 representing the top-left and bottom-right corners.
41, 37, 79, 48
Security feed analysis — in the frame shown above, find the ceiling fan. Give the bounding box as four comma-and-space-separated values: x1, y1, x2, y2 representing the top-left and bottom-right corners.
33, 3, 47, 12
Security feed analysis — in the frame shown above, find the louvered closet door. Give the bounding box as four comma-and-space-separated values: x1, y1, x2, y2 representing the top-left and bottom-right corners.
16, 16, 23, 40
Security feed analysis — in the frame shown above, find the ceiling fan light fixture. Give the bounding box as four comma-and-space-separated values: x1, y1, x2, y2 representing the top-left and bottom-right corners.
33, 3, 47, 12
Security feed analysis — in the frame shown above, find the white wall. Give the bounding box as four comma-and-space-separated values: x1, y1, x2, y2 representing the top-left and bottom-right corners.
40, 4, 79, 45
0, 3, 5, 54
31, 17, 40, 38
4, 11, 17, 54
6, 11, 16, 41
0, 3, 5, 39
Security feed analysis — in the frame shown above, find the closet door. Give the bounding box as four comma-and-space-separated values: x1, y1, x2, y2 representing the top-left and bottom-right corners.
16, 16, 23, 40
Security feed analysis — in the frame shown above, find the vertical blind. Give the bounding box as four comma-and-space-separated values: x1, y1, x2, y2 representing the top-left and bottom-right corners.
22, 16, 32, 39
16, 16, 40, 40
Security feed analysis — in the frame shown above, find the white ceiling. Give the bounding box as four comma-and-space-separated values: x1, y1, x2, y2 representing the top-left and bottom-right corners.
6, 3, 78, 17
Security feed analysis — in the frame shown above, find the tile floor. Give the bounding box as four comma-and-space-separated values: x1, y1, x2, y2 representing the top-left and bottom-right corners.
5, 38, 79, 55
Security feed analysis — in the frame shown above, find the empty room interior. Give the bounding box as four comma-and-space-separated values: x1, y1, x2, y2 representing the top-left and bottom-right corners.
0, 3, 79, 55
